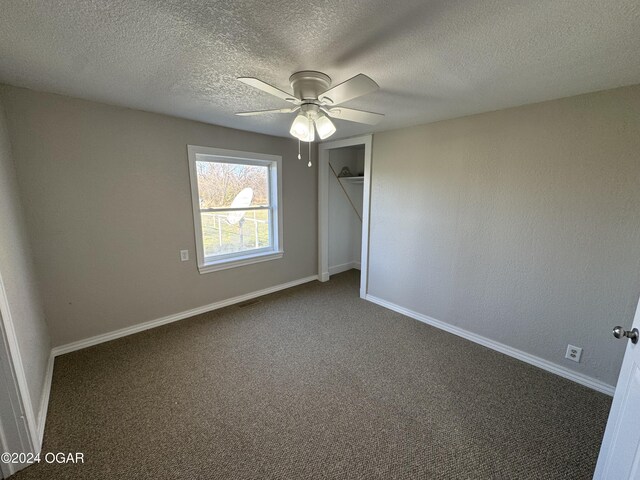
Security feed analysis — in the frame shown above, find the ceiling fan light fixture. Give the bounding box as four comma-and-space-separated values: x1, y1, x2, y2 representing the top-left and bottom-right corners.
314, 113, 336, 140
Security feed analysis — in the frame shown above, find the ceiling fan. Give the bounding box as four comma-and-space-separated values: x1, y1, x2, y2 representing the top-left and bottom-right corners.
236, 71, 384, 142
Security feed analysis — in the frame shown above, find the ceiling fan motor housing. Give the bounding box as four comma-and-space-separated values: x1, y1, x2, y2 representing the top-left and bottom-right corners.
289, 71, 331, 102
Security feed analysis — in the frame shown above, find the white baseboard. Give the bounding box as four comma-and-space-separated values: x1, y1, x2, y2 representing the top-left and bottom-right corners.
365, 294, 615, 396
52, 275, 319, 357
36, 352, 54, 450
329, 261, 360, 275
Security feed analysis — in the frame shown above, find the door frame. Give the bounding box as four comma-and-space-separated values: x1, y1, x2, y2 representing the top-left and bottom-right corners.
318, 134, 373, 298
0, 273, 37, 477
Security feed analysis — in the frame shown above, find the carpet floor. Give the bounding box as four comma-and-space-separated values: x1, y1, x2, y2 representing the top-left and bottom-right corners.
11, 270, 611, 479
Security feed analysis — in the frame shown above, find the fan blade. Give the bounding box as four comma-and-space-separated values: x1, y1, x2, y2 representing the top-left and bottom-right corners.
236, 107, 299, 116
238, 77, 300, 104
318, 74, 379, 105
324, 107, 384, 125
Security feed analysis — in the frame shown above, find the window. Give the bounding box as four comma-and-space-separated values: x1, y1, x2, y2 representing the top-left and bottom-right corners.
187, 146, 283, 273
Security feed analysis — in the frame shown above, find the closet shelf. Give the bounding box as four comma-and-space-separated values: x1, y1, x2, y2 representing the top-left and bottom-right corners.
339, 176, 364, 184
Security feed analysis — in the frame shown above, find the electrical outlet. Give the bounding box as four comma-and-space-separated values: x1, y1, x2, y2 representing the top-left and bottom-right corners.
565, 344, 582, 363
180, 250, 189, 261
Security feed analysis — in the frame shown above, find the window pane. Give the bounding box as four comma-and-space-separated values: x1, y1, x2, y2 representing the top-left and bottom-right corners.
196, 161, 269, 208
201, 209, 271, 258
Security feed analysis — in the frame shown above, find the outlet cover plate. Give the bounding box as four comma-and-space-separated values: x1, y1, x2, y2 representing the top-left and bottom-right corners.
565, 344, 582, 363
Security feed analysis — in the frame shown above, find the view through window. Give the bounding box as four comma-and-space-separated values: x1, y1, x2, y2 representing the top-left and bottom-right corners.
197, 161, 271, 257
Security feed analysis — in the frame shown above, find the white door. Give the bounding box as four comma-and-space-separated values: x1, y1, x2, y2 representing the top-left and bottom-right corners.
593, 297, 640, 479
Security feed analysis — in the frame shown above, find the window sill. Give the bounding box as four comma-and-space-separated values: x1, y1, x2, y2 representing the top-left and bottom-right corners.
198, 251, 283, 274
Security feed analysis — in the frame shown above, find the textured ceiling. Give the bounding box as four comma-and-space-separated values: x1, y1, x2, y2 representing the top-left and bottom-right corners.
0, 0, 639, 139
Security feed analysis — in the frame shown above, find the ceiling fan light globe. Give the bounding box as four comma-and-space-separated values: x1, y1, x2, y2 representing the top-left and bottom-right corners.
290, 114, 311, 141
314, 114, 336, 140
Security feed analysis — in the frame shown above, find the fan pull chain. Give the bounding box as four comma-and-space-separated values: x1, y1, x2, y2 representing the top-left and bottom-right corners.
297, 138, 301, 160
308, 117, 313, 167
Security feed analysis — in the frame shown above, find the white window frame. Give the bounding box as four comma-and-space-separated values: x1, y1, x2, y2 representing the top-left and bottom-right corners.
187, 145, 283, 274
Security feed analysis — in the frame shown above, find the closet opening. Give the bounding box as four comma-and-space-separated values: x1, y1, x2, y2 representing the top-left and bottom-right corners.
318, 135, 372, 298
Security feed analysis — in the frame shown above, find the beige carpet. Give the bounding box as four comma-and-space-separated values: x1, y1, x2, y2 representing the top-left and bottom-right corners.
12, 270, 611, 479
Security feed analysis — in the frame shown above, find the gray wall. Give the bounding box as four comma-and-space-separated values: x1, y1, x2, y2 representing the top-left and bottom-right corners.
0, 85, 317, 347
0, 96, 50, 424
368, 85, 640, 387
